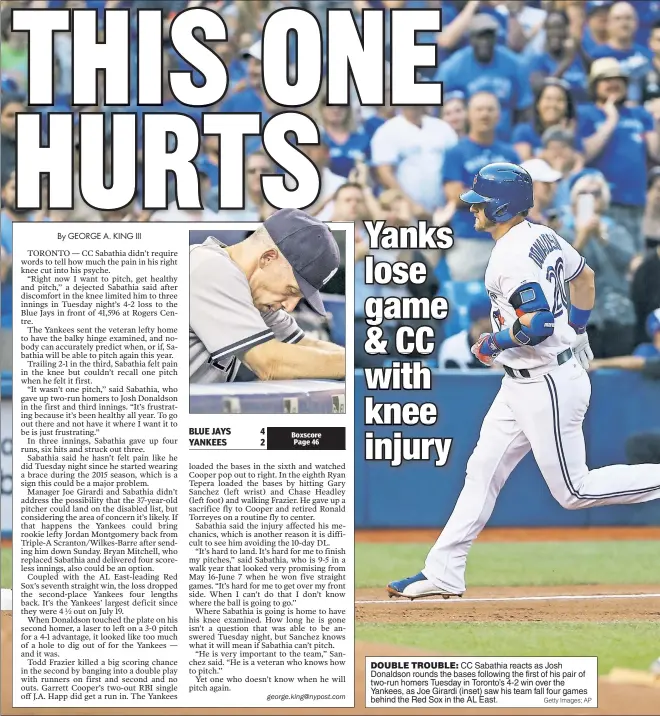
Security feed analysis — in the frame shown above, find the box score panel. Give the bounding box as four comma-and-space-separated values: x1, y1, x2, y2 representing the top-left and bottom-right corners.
188, 426, 346, 450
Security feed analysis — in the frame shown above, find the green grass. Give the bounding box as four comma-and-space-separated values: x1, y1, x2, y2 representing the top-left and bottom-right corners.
1, 547, 11, 589
356, 541, 660, 588
356, 622, 660, 675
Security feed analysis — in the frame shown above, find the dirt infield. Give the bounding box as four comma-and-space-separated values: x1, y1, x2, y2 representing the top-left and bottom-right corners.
356, 584, 660, 623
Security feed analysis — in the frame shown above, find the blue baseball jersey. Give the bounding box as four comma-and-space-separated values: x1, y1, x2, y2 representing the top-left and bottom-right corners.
364, 115, 387, 141
590, 44, 653, 103
221, 87, 266, 115
512, 122, 584, 154
435, 46, 533, 140
581, 26, 607, 57
577, 104, 654, 207
526, 51, 589, 104
322, 129, 371, 178
634, 0, 660, 45
634, 343, 660, 358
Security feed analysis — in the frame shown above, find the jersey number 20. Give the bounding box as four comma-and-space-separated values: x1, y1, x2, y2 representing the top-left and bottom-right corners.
546, 258, 568, 318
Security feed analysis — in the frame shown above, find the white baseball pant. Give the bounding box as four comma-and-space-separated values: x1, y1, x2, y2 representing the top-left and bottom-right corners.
424, 357, 660, 594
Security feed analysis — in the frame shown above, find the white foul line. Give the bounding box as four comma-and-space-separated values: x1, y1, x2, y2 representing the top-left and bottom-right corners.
356, 592, 660, 605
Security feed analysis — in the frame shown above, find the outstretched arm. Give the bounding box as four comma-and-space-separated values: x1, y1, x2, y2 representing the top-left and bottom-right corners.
590, 356, 645, 371
242, 339, 345, 381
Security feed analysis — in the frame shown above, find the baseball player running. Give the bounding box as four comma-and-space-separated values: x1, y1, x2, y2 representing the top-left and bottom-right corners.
388, 162, 660, 600
190, 208, 345, 383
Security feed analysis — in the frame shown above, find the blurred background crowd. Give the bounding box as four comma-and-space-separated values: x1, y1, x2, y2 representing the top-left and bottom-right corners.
1, 0, 660, 374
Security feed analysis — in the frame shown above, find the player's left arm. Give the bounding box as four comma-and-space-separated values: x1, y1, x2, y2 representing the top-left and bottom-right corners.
298, 336, 345, 354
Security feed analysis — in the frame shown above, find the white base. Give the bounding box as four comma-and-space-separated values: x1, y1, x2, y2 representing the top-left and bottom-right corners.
1, 588, 12, 610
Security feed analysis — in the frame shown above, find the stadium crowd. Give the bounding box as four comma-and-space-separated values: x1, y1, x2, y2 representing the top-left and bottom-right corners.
1, 0, 660, 373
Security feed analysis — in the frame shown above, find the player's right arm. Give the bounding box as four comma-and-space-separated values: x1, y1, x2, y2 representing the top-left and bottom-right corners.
241, 340, 345, 381
558, 235, 596, 369
568, 263, 595, 322
472, 243, 559, 365
472, 281, 557, 365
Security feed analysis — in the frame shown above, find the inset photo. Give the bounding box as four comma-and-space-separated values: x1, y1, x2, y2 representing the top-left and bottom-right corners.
189, 211, 347, 414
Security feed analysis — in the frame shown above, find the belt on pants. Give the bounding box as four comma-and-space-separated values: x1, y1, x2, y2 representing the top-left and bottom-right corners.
503, 348, 573, 379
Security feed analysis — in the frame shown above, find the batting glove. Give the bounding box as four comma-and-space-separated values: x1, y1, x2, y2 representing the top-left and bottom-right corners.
471, 333, 501, 367
571, 332, 593, 370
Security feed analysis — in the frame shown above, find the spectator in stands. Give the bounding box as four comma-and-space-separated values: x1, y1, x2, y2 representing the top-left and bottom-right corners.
646, 97, 660, 155
330, 182, 367, 225
210, 151, 275, 223
520, 158, 562, 224
642, 20, 660, 104
363, 80, 396, 141
527, 10, 589, 104
379, 188, 413, 230
431, 0, 492, 59
561, 171, 637, 357
301, 138, 345, 217
199, 133, 220, 192
435, 13, 533, 140
441, 91, 520, 280
324, 179, 383, 296
441, 91, 468, 138
644, 166, 660, 248
437, 296, 493, 371
330, 174, 384, 241
0, 14, 28, 90
634, 1, 660, 46
315, 97, 371, 180
513, 78, 582, 161
0, 89, 25, 179
591, 1, 653, 103
632, 242, 660, 345
578, 58, 660, 251
500, 0, 547, 57
541, 126, 585, 222
582, 0, 614, 57
633, 308, 660, 358
220, 40, 283, 124
236, 0, 272, 38
371, 104, 457, 219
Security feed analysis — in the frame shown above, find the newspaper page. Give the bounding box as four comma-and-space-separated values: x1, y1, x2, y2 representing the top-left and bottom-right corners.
1, 2, 660, 716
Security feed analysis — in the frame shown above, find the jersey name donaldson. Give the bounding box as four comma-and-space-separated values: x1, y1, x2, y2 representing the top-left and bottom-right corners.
485, 221, 585, 371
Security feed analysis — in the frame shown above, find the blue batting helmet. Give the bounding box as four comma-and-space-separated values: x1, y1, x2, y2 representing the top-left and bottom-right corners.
460, 162, 534, 223
646, 309, 660, 340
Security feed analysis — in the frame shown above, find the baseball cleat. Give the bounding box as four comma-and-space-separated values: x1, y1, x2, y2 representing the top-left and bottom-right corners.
387, 572, 462, 600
